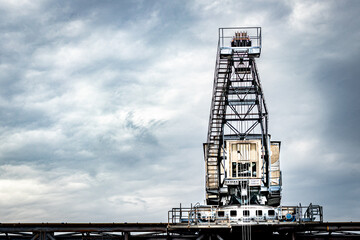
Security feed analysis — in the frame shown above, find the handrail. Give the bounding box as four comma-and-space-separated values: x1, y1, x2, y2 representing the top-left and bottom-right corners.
168, 204, 323, 226
218, 27, 261, 49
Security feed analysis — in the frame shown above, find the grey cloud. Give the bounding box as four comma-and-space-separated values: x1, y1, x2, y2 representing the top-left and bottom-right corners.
0, 0, 359, 223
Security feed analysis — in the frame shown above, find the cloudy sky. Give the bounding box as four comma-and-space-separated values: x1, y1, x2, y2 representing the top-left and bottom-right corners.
0, 0, 359, 223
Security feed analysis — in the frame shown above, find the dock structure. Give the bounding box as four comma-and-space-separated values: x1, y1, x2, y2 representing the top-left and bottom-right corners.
0, 222, 358, 239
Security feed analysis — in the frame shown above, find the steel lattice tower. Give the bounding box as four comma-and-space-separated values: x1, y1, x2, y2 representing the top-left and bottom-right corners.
204, 27, 272, 205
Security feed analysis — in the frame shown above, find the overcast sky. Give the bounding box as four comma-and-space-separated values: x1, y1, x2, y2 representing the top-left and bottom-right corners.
0, 0, 359, 223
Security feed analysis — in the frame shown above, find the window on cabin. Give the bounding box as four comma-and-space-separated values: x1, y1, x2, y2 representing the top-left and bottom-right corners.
218, 211, 225, 217
268, 210, 275, 216
238, 162, 250, 177
230, 210, 237, 217
252, 162, 257, 177
232, 162, 237, 177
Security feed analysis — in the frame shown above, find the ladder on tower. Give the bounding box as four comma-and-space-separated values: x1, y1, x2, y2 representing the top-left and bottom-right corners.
205, 47, 232, 205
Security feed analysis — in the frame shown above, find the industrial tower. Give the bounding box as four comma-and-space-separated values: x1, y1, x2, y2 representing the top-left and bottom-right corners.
204, 27, 281, 207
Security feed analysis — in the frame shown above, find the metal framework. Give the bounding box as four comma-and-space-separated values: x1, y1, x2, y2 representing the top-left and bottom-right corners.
0, 222, 359, 240
168, 204, 324, 225
205, 27, 270, 205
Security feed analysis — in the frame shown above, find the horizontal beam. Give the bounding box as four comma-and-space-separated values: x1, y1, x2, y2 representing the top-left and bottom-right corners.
0, 222, 358, 240
0, 222, 358, 233
0, 223, 167, 233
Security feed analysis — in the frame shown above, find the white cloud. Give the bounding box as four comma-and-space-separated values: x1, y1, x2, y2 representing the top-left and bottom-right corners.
289, 1, 331, 34
0, 0, 44, 16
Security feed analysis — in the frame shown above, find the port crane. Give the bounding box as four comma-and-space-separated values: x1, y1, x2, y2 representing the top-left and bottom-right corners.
169, 27, 323, 225
204, 27, 281, 207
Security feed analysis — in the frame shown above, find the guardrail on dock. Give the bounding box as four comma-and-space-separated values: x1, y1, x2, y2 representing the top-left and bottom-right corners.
168, 203, 323, 226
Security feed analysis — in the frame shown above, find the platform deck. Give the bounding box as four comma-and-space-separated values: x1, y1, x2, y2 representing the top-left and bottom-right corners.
0, 222, 358, 239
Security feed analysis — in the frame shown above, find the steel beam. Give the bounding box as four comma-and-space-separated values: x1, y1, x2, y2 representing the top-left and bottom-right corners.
0, 222, 358, 240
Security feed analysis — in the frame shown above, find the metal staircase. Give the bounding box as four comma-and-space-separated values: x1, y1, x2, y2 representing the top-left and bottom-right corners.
205, 47, 232, 205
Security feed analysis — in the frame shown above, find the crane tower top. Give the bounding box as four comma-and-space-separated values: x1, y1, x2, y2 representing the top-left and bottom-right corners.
219, 27, 261, 57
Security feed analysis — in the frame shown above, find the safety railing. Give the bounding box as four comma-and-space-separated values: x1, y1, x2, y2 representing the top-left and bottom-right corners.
218, 27, 261, 50
168, 203, 323, 227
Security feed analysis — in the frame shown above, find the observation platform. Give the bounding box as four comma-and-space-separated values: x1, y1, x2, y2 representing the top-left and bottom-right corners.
219, 27, 262, 57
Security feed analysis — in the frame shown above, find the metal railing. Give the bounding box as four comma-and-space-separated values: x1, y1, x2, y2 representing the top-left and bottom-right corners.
168, 204, 323, 226
168, 205, 223, 226
218, 27, 261, 49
